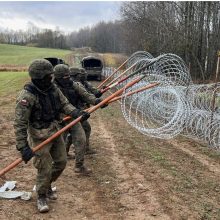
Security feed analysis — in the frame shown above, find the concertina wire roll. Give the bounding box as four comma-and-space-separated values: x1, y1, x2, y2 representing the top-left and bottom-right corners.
103, 51, 220, 149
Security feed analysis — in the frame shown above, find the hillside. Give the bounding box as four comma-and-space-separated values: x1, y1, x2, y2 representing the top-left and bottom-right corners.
0, 44, 72, 70
0, 44, 127, 71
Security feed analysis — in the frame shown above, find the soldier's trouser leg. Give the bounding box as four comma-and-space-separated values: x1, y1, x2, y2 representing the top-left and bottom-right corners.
70, 123, 86, 167
31, 136, 67, 195
50, 135, 67, 182
80, 120, 91, 149
64, 131, 72, 154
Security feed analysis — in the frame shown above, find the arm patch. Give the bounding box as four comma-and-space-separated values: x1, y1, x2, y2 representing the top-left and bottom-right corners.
19, 99, 29, 106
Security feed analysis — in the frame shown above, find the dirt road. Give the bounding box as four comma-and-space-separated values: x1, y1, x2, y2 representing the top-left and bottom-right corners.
1, 84, 220, 220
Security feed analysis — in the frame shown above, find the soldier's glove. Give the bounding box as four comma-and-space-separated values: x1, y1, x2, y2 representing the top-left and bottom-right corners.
100, 103, 108, 109
95, 98, 108, 108
95, 98, 108, 109
95, 90, 103, 98
59, 120, 66, 127
80, 111, 90, 121
95, 98, 103, 105
71, 109, 90, 121
71, 109, 81, 119
20, 144, 35, 164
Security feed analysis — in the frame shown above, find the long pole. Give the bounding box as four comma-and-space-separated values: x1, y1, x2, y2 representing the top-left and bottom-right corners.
0, 75, 146, 177
100, 60, 157, 94
105, 62, 138, 88
108, 82, 159, 104
62, 82, 159, 122
97, 57, 130, 89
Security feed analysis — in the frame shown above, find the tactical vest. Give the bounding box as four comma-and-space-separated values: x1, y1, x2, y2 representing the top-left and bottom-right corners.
84, 81, 89, 90
83, 81, 95, 94
55, 81, 78, 107
72, 80, 91, 109
24, 83, 62, 125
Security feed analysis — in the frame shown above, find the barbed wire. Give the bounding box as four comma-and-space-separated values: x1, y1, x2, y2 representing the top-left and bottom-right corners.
102, 52, 220, 149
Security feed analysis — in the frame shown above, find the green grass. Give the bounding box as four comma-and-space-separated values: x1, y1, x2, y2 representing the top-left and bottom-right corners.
0, 71, 29, 96
0, 43, 72, 65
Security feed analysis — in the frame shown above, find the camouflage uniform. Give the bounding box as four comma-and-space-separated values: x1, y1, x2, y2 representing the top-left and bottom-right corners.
70, 67, 103, 153
54, 65, 100, 170
14, 59, 76, 213
79, 68, 102, 97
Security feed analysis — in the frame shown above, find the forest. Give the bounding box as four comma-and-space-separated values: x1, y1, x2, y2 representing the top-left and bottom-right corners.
0, 1, 220, 80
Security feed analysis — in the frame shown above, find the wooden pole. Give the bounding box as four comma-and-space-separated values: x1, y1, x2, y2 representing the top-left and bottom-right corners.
108, 82, 159, 104
0, 75, 146, 177
97, 57, 130, 89
105, 62, 138, 88
100, 60, 157, 94
63, 82, 159, 122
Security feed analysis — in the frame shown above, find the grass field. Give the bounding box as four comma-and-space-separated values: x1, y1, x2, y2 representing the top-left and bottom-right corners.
0, 43, 72, 65
0, 71, 28, 96
0, 44, 127, 71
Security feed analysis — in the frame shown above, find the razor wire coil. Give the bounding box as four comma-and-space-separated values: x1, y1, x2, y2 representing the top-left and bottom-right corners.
102, 52, 220, 149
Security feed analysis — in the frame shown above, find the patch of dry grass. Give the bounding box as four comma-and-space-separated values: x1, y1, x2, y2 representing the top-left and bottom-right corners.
102, 53, 127, 68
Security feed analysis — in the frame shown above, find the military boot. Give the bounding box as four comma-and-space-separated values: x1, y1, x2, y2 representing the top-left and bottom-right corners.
47, 186, 57, 200
85, 146, 97, 155
75, 165, 92, 175
67, 148, 76, 160
67, 153, 75, 160
37, 194, 49, 213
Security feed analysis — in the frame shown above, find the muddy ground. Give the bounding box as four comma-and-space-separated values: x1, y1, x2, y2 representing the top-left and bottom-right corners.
1, 81, 220, 220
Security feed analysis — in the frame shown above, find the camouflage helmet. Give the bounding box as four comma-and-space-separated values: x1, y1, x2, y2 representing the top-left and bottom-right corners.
28, 59, 53, 79
79, 68, 87, 75
69, 67, 81, 77
54, 64, 70, 78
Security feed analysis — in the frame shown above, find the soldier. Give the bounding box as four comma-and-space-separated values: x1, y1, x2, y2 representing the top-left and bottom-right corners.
69, 67, 105, 155
53, 64, 104, 172
79, 68, 103, 98
14, 59, 89, 213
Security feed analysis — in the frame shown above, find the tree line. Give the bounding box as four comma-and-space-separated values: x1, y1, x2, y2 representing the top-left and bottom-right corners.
0, 1, 219, 80
120, 1, 220, 81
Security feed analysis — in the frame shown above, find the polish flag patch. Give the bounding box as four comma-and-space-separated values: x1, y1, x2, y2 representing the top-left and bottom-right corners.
20, 99, 28, 106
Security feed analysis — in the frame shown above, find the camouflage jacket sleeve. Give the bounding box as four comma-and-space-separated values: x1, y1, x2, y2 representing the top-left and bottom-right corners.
84, 81, 99, 95
14, 90, 35, 151
72, 81, 97, 105
56, 86, 76, 114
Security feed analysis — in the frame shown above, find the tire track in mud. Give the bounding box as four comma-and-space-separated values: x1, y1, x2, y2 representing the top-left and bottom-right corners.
169, 139, 220, 175
94, 114, 171, 220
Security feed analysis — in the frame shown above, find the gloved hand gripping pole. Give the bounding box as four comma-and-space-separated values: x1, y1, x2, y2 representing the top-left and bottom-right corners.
0, 75, 146, 177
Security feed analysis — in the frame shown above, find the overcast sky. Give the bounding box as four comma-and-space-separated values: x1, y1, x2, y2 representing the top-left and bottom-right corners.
0, 1, 122, 33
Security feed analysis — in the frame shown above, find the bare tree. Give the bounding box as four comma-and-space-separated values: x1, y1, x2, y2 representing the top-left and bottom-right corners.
120, 1, 220, 81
